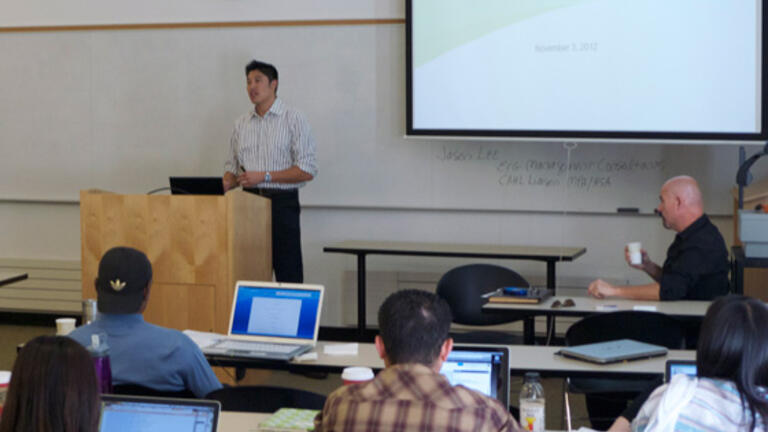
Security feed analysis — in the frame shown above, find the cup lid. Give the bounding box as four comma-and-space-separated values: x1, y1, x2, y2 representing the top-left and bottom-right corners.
342, 367, 374, 381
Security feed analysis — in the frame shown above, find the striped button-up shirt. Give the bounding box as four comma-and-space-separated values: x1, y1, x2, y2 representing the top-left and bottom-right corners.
632, 375, 766, 432
225, 98, 318, 190
315, 363, 522, 432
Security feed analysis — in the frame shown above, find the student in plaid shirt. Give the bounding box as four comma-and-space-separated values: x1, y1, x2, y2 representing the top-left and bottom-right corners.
315, 289, 522, 432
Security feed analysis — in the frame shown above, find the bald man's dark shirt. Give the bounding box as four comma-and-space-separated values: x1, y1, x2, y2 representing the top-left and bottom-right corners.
659, 214, 729, 300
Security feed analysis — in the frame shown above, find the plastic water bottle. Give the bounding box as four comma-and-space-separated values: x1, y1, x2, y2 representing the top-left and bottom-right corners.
87, 333, 113, 394
519, 372, 545, 432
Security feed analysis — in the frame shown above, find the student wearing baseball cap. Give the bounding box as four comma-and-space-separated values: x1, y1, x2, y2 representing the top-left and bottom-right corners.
69, 246, 221, 398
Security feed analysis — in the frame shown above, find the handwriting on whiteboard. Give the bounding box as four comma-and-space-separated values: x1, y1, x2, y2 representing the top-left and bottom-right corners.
435, 144, 664, 192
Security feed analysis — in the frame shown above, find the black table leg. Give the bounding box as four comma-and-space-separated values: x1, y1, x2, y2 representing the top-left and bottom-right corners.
734, 256, 744, 295
523, 317, 535, 345
546, 260, 556, 293
357, 253, 367, 340
546, 260, 556, 344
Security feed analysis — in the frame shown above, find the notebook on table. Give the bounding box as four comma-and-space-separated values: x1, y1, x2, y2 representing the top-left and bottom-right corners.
99, 394, 220, 432
169, 176, 224, 195
203, 281, 324, 361
486, 287, 552, 304
556, 339, 668, 364
665, 359, 697, 382
440, 345, 510, 407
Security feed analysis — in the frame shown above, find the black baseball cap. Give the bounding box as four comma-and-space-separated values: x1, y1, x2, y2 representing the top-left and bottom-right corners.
95, 247, 152, 314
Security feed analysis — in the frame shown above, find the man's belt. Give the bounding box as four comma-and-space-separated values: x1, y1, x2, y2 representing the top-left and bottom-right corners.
243, 187, 298, 198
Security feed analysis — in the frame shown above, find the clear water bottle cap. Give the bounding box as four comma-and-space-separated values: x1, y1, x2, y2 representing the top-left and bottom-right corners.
524, 372, 540, 380
89, 333, 110, 355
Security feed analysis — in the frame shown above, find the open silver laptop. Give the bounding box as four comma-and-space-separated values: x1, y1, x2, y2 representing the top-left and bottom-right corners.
203, 281, 324, 361
99, 395, 220, 432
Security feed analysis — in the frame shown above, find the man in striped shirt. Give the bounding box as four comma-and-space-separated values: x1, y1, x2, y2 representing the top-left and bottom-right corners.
315, 290, 522, 432
223, 60, 318, 283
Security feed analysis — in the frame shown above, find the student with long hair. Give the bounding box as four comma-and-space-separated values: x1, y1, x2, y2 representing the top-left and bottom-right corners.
632, 295, 768, 431
0, 335, 100, 432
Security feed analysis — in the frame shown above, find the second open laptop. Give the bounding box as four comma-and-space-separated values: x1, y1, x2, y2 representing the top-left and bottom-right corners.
441, 345, 510, 408
665, 359, 697, 382
203, 281, 324, 361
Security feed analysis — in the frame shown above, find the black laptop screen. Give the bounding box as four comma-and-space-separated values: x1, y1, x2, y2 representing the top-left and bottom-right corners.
441, 346, 509, 407
169, 177, 224, 195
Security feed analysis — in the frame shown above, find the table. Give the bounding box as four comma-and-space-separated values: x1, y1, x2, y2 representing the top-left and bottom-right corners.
323, 241, 586, 338
483, 295, 711, 318
218, 411, 268, 432
217, 411, 576, 432
204, 340, 694, 380
0, 272, 28, 287
484, 295, 710, 344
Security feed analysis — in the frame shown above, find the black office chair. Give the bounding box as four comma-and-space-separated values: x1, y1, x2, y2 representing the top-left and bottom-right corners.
564, 311, 685, 430
111, 383, 196, 399
436, 264, 534, 345
205, 385, 326, 412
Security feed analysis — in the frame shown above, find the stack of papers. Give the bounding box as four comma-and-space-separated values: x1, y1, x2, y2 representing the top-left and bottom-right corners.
259, 408, 320, 432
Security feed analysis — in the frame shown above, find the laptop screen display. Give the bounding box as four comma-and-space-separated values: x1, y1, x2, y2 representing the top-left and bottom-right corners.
231, 285, 321, 340
441, 348, 507, 405
99, 397, 218, 432
666, 360, 697, 382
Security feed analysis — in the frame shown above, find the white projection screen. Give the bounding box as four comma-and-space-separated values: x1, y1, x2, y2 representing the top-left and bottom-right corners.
406, 0, 768, 143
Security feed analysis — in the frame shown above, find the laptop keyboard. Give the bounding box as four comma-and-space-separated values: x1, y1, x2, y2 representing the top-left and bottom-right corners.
217, 339, 301, 354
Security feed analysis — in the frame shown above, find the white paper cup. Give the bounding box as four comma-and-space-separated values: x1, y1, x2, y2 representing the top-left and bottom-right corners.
341, 367, 374, 385
0, 370, 11, 409
55, 317, 76, 336
627, 242, 642, 265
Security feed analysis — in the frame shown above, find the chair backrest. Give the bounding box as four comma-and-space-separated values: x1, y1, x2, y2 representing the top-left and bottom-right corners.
436, 263, 531, 326
565, 311, 686, 349
205, 385, 326, 412
111, 383, 196, 399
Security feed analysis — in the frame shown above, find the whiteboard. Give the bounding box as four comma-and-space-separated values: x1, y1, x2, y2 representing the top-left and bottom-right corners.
0, 24, 764, 214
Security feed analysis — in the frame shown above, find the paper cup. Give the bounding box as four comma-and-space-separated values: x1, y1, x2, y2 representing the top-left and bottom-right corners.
341, 367, 374, 385
55, 317, 76, 336
0, 370, 10, 413
627, 242, 642, 265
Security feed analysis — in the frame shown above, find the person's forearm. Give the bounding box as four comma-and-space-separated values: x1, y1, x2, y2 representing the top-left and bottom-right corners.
613, 283, 660, 300
268, 166, 313, 184
644, 262, 663, 282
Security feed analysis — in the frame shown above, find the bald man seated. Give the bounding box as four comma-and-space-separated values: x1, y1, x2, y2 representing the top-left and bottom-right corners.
588, 176, 729, 301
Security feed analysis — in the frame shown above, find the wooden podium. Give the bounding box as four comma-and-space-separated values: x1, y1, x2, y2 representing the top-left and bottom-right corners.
80, 189, 271, 334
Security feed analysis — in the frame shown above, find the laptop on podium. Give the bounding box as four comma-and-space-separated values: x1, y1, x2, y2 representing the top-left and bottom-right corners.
203, 281, 324, 361
169, 176, 224, 195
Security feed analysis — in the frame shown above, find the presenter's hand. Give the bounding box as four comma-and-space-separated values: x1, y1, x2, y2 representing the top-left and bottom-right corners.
237, 171, 266, 188
587, 279, 616, 299
223, 172, 238, 192
624, 246, 651, 271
